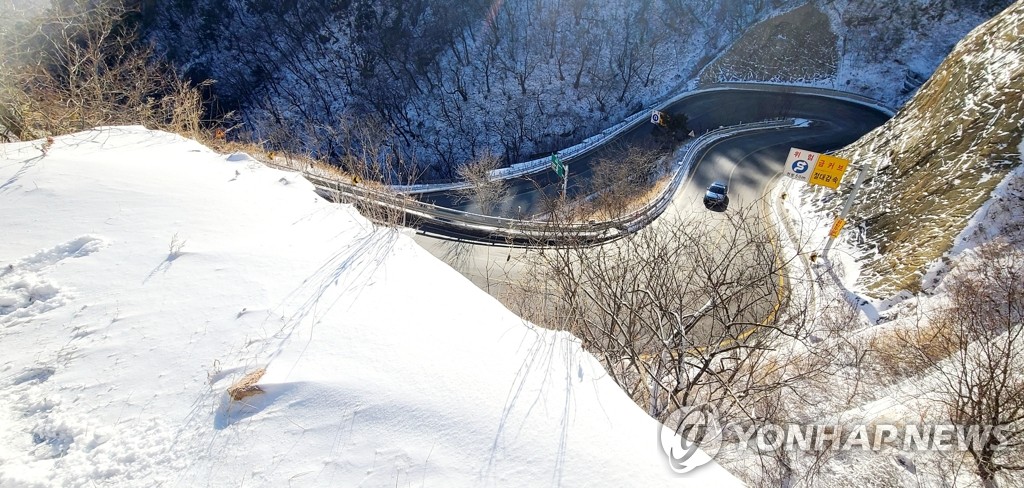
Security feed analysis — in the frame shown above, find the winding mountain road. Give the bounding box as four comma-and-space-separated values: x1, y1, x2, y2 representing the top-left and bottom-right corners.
416, 86, 890, 219
414, 86, 891, 294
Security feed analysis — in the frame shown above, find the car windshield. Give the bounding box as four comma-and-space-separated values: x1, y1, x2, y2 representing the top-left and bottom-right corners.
709, 183, 727, 194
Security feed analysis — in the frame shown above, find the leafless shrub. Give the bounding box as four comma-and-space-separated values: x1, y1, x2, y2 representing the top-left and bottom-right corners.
870, 317, 959, 379
880, 243, 1024, 486
926, 243, 1024, 486
456, 150, 509, 214
334, 115, 422, 186
507, 201, 853, 484
586, 145, 667, 219
0, 0, 209, 140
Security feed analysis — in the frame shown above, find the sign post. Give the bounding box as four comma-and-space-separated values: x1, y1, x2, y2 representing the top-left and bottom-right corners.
822, 165, 867, 259
550, 152, 564, 178
809, 154, 849, 190
783, 148, 852, 189
828, 218, 846, 239
650, 110, 667, 126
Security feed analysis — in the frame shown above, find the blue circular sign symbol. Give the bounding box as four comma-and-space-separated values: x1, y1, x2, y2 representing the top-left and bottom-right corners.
791, 160, 809, 174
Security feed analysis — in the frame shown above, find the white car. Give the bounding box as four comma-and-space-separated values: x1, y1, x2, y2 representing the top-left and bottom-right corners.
703, 181, 729, 210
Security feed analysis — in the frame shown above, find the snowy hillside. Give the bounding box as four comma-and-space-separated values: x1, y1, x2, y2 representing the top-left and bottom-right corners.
701, 0, 1010, 108
799, 0, 1024, 298
148, 0, 792, 179
142, 0, 1010, 179
826, 0, 1014, 107
0, 127, 740, 486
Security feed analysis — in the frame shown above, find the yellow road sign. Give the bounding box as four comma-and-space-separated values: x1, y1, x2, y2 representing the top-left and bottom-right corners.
809, 154, 850, 189
828, 218, 847, 238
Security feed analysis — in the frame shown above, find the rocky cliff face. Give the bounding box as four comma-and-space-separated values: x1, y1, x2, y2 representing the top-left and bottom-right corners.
808, 0, 1024, 296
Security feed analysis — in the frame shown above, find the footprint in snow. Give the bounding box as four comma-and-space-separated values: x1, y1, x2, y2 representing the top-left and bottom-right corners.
0, 236, 106, 323
11, 366, 56, 385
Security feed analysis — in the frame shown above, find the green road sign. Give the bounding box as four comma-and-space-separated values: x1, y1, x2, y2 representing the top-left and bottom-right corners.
551, 153, 565, 178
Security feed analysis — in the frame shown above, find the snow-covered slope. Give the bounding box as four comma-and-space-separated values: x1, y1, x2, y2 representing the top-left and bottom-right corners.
800, 0, 1024, 298
0, 127, 739, 486
701, 0, 1011, 108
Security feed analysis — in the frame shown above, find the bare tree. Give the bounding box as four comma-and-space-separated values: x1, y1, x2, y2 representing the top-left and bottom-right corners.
0, 0, 207, 141
508, 202, 847, 484
926, 243, 1024, 487
586, 144, 667, 219
332, 114, 422, 186
455, 150, 510, 214
0, 0, 206, 140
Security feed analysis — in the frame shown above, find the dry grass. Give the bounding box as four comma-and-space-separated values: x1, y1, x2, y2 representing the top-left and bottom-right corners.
196, 129, 416, 228
227, 367, 266, 402
201, 136, 359, 185
700, 4, 838, 85
582, 174, 673, 222
869, 321, 959, 379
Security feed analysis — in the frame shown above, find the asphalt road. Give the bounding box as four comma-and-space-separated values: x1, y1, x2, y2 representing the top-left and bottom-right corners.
415, 88, 890, 218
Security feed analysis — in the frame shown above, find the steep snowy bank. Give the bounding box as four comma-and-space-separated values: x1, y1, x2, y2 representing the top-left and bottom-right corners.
0, 127, 738, 487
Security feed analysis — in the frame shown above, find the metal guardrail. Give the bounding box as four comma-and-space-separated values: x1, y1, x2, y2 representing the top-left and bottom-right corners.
293, 118, 801, 247
708, 82, 896, 116
391, 107, 652, 194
